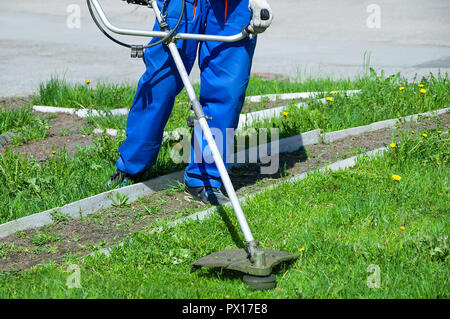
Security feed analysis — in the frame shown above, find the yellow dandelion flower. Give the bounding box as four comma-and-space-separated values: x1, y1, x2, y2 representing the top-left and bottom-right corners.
399, 86, 405, 91
282, 111, 288, 117
52, 150, 56, 154
392, 174, 402, 181
176, 99, 180, 103
411, 130, 415, 134
400, 226, 406, 231
331, 91, 338, 94
422, 133, 428, 137
420, 89, 427, 94
418, 84, 424, 88
390, 143, 396, 148
326, 97, 334, 102
85, 80, 91, 85
437, 130, 443, 134
299, 247, 305, 253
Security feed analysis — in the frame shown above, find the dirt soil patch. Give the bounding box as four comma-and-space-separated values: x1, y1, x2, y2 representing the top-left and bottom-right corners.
0, 106, 95, 162
1, 113, 94, 162
1, 112, 447, 272
0, 95, 33, 111
1, 96, 94, 161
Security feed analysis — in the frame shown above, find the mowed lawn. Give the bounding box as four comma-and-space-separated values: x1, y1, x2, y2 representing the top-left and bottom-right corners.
1, 128, 448, 298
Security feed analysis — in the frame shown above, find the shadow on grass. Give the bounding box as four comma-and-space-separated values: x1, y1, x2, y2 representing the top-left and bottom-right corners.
230, 147, 309, 191
216, 205, 246, 249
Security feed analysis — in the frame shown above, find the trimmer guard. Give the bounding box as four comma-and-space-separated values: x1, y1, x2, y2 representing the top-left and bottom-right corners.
192, 249, 298, 277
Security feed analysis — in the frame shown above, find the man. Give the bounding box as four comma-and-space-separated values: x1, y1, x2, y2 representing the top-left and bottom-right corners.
107, 0, 273, 205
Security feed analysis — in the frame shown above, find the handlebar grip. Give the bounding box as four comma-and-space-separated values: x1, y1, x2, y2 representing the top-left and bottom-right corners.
261, 9, 270, 21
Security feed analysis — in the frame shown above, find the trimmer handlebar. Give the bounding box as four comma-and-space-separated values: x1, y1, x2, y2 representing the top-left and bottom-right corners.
90, 0, 250, 43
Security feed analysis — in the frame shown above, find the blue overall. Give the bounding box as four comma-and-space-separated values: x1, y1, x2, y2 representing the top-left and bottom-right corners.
116, 0, 256, 188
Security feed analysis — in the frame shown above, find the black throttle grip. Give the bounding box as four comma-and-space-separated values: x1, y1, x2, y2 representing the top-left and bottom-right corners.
123, 0, 149, 5
260, 9, 270, 21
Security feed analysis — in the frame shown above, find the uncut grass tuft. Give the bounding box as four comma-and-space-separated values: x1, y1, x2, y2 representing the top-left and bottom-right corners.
0, 105, 51, 145
247, 70, 450, 138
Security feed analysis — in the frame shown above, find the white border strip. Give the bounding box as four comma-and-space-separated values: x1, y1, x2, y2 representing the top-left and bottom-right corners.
32, 105, 129, 118
32, 90, 359, 119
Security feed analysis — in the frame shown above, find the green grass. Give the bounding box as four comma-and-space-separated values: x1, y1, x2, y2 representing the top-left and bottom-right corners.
0, 127, 447, 298
33, 78, 136, 111
0, 133, 183, 224
85, 70, 449, 136
247, 70, 450, 138
0, 106, 51, 145
84, 99, 192, 134
244, 74, 357, 96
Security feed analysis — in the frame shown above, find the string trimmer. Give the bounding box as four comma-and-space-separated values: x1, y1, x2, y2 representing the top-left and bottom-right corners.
87, 0, 298, 290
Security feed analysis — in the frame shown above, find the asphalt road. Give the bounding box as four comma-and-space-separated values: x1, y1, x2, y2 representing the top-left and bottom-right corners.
1, 0, 449, 96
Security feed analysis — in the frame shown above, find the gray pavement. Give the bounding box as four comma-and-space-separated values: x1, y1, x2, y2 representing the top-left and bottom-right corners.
1, 0, 449, 96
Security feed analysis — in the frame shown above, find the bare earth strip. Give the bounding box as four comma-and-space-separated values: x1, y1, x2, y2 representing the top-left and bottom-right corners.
0, 112, 92, 161
0, 112, 447, 272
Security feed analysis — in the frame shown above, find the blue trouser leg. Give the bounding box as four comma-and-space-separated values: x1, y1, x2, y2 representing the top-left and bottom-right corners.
117, 0, 256, 186
184, 0, 257, 188
116, 0, 203, 175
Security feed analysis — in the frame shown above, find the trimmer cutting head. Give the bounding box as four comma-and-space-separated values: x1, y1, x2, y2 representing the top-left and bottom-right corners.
192, 248, 298, 290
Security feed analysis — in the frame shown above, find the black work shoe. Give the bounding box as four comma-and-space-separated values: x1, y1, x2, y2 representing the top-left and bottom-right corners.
105, 169, 133, 189
106, 169, 152, 189
184, 184, 229, 206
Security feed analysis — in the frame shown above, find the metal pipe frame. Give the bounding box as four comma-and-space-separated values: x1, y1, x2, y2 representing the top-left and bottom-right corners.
89, 0, 249, 43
